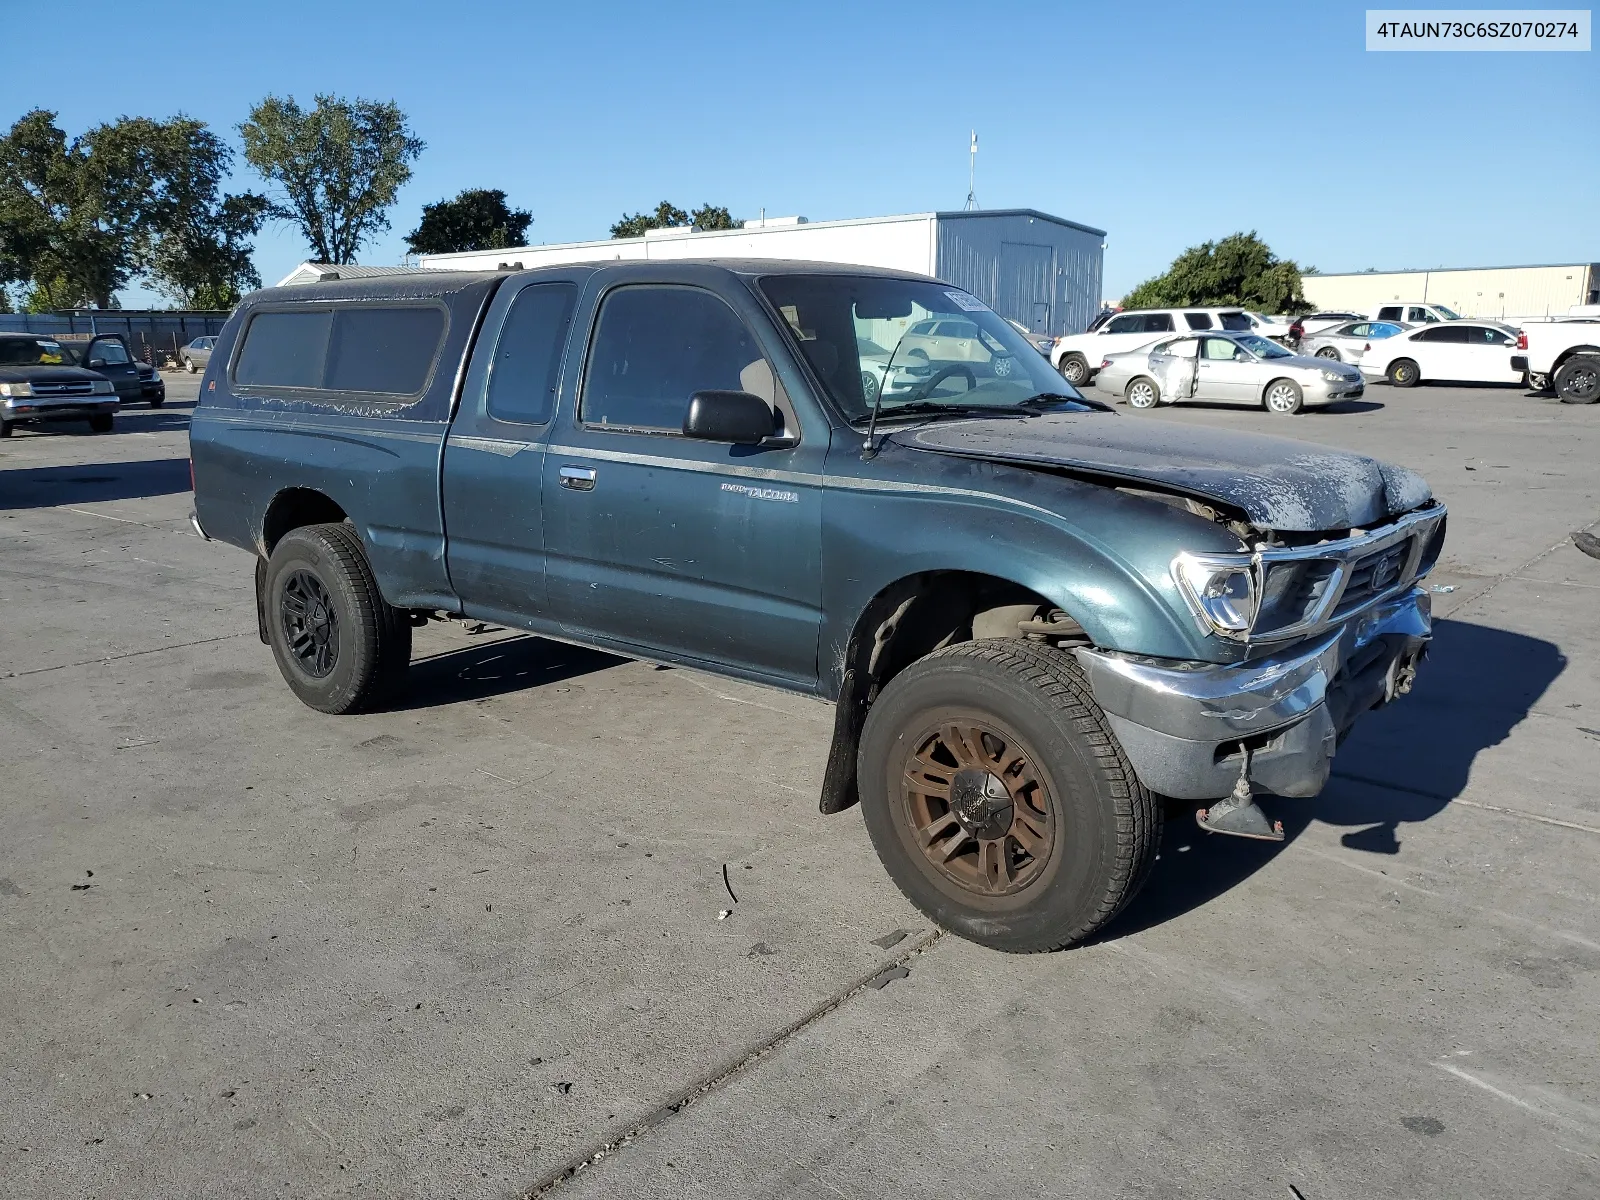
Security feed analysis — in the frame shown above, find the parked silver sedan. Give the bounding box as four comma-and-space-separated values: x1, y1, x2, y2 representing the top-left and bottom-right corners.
1298, 319, 1410, 364
179, 336, 216, 373
1094, 331, 1364, 414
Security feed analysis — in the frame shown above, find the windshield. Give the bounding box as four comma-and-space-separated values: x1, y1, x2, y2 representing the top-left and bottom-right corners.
0, 338, 73, 367
1433, 305, 1461, 320
758, 274, 1089, 422
1235, 334, 1292, 359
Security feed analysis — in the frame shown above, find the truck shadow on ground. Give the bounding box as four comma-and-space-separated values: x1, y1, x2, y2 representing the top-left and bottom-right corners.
398, 634, 624, 709
0, 457, 192, 510
1097, 616, 1565, 941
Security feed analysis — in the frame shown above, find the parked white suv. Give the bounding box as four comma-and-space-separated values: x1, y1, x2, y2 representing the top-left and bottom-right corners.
1368, 302, 1461, 325
1052, 308, 1270, 385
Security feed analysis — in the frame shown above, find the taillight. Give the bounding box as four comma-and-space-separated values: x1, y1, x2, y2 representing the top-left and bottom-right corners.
1364, 342, 1372, 352
1100, 359, 1112, 369
1516, 331, 1528, 350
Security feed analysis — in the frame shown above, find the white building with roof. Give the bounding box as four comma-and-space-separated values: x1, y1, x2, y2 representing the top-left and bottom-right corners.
1303, 262, 1600, 322
274, 262, 431, 288
416, 209, 1107, 338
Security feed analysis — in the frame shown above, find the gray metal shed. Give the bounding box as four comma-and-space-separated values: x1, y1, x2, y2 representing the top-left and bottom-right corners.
419, 208, 1106, 338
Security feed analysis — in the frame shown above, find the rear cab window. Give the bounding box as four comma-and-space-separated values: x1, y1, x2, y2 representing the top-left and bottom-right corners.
1217, 312, 1253, 331
1184, 313, 1212, 330
233, 305, 447, 398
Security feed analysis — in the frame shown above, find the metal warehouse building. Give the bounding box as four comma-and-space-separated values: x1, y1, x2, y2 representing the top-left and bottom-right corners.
418, 209, 1106, 338
1303, 262, 1600, 322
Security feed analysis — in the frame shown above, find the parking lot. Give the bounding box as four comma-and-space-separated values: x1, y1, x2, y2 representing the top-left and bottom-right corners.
2, 374, 1598, 1198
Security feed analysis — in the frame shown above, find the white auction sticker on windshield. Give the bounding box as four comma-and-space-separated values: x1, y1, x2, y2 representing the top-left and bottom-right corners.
944, 290, 990, 312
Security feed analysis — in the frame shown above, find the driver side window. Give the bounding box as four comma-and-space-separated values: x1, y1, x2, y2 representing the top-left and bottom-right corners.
1203, 338, 1241, 361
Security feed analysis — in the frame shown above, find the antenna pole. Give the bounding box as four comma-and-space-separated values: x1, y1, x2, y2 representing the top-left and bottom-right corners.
965, 130, 978, 210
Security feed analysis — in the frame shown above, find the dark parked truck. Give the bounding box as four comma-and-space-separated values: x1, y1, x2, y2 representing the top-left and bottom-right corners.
189, 262, 1446, 952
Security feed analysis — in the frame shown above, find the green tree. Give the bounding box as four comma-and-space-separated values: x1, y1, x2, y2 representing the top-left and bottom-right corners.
140, 118, 268, 307
0, 110, 155, 308
404, 188, 532, 256
1122, 231, 1310, 314
610, 200, 739, 238
239, 94, 424, 265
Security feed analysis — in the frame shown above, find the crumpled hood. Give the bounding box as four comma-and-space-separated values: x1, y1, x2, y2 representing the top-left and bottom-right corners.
891, 413, 1432, 532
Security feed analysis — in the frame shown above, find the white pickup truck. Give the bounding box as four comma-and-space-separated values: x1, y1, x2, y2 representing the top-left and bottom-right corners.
1514, 320, 1600, 402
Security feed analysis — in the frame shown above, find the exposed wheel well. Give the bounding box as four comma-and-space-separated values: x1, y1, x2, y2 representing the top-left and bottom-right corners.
1552, 345, 1600, 372
818, 570, 1088, 815
261, 488, 348, 554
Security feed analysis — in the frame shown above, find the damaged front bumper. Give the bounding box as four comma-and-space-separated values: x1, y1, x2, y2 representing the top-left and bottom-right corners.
1075, 587, 1432, 801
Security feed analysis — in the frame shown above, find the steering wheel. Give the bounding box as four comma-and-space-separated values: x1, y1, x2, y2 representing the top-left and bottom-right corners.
905, 363, 977, 403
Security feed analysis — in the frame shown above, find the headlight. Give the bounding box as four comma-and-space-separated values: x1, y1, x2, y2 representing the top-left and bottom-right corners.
0, 381, 35, 398
1319, 368, 1345, 382
1172, 554, 1256, 637
90, 379, 114, 394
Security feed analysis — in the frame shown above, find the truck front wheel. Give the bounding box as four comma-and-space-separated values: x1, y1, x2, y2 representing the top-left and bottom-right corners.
1555, 355, 1600, 404
857, 640, 1160, 953
264, 523, 412, 714
1059, 353, 1089, 385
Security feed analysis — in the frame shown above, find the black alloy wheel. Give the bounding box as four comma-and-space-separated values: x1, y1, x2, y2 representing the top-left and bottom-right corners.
280, 569, 339, 677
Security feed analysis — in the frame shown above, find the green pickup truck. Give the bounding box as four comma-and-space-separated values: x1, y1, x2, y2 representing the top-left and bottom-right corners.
189, 261, 1445, 952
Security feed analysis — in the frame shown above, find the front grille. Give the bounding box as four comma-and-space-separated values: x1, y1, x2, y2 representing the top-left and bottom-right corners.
32, 380, 94, 396
1337, 540, 1414, 614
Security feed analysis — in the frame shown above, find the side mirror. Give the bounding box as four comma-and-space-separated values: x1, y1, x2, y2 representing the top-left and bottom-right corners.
683, 390, 776, 445
87, 358, 106, 368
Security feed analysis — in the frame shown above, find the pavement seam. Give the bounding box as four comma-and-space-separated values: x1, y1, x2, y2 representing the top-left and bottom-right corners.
1451, 530, 1599, 619
2, 631, 253, 680
1331, 768, 1600, 836
516, 929, 945, 1198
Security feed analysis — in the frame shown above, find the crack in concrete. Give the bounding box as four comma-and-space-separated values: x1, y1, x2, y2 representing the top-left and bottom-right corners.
517, 929, 944, 1197
3, 631, 252, 680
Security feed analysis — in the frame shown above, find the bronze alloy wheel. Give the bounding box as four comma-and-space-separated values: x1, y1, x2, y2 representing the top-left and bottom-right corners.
899, 717, 1055, 896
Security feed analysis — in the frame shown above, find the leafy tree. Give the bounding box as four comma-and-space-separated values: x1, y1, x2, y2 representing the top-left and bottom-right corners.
1122, 231, 1310, 314
0, 109, 268, 310
611, 200, 740, 238
139, 118, 268, 307
239, 94, 424, 265
0, 110, 155, 308
405, 188, 532, 256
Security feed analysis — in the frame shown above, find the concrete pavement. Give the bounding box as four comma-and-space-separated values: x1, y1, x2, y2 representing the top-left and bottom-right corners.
2, 377, 1596, 1198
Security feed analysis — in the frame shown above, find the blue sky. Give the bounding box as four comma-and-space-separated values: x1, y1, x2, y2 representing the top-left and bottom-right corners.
11, 0, 1596, 307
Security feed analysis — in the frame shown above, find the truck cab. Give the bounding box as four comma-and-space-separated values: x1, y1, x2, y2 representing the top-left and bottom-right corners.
1369, 302, 1461, 325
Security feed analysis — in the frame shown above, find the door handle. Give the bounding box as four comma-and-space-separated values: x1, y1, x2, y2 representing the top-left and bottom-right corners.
559, 465, 596, 491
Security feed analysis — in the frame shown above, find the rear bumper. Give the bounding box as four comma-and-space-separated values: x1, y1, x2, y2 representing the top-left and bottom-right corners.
1075, 588, 1432, 800
1510, 355, 1529, 372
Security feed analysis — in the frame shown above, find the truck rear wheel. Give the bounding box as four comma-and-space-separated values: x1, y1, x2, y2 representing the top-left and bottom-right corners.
264, 523, 411, 714
1555, 355, 1600, 404
857, 640, 1160, 953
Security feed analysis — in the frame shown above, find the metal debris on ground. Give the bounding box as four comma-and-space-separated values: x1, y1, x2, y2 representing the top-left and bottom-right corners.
868, 966, 910, 990
1430, 584, 1457, 593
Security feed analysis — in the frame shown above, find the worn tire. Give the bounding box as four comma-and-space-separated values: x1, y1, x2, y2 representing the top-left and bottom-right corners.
1315, 346, 1340, 360
858, 639, 1160, 953
89, 414, 114, 433
184, 356, 197, 373
1387, 358, 1420, 388
1125, 376, 1160, 409
264, 522, 411, 714
1555, 355, 1600, 404
1059, 353, 1090, 385
148, 393, 165, 408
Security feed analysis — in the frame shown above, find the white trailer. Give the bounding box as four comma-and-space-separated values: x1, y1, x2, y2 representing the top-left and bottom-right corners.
418, 209, 1106, 339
